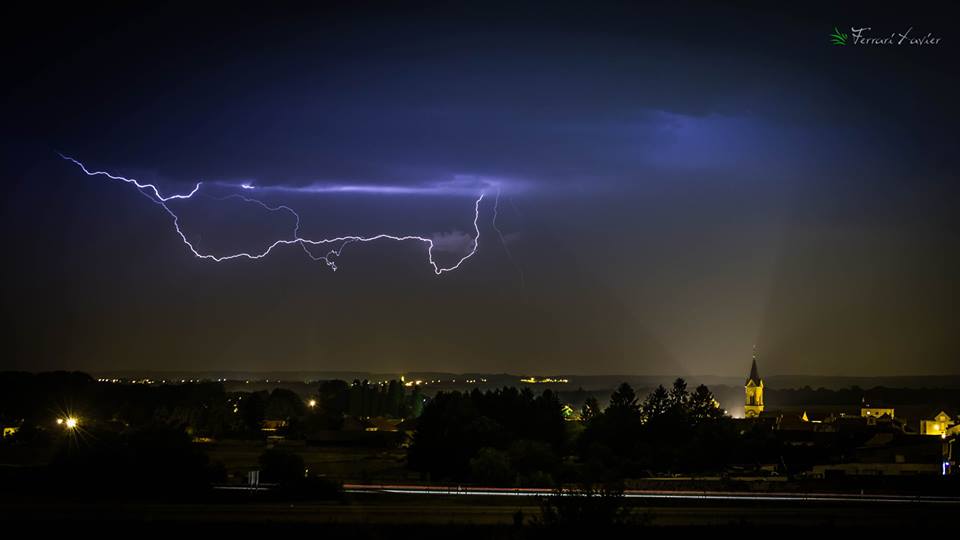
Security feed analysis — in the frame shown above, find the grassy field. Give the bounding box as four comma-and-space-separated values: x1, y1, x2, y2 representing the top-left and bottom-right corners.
1, 492, 956, 530
206, 440, 413, 483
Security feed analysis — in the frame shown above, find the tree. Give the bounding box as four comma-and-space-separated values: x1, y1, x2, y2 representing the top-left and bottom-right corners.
608, 383, 639, 413
669, 378, 689, 410
238, 391, 267, 434
409, 385, 425, 417
318, 379, 349, 416
509, 439, 559, 478
640, 385, 669, 422
386, 379, 404, 418
578, 384, 644, 466
48, 423, 216, 495
689, 384, 724, 423
535, 484, 646, 529
265, 388, 306, 420
580, 396, 601, 422
469, 447, 514, 486
408, 388, 567, 482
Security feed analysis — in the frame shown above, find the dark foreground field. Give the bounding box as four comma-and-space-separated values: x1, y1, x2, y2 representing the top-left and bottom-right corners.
2, 490, 956, 534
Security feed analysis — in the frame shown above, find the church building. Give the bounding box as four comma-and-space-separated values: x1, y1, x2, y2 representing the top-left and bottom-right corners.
744, 355, 764, 418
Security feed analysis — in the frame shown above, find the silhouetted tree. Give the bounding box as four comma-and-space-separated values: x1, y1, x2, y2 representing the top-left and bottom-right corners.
578, 380, 740, 476
238, 391, 268, 434
608, 383, 639, 413
535, 484, 645, 529
386, 380, 404, 417
470, 447, 514, 486
46, 423, 216, 495
689, 384, 724, 424
640, 384, 669, 422
578, 383, 644, 471
580, 396, 601, 422
265, 388, 306, 420
317, 379, 349, 416
408, 388, 565, 481
669, 378, 689, 410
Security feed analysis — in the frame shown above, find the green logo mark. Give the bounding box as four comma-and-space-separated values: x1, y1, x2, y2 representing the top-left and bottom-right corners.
830, 27, 848, 46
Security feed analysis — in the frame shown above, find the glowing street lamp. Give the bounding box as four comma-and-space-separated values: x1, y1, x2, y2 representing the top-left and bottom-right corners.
307, 399, 317, 408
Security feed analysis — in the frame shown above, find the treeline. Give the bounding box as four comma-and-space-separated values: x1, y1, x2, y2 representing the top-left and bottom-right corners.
578, 380, 750, 478
409, 380, 782, 485
0, 372, 425, 443
1, 417, 340, 499
241, 380, 425, 438
315, 379, 425, 420
0, 371, 236, 437
768, 386, 960, 409
408, 387, 567, 485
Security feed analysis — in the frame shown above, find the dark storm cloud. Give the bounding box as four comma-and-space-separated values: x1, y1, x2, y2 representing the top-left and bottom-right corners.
3, 1, 958, 376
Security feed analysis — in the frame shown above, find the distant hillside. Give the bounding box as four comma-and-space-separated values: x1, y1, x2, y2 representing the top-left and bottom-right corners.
88, 370, 960, 390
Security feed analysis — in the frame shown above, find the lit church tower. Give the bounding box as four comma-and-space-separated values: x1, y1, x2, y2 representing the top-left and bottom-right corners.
744, 350, 764, 418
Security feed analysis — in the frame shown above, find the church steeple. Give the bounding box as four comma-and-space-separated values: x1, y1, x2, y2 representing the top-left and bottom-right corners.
746, 356, 762, 386
744, 348, 765, 418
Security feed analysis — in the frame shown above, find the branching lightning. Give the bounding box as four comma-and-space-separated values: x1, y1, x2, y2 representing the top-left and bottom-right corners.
59, 154, 491, 274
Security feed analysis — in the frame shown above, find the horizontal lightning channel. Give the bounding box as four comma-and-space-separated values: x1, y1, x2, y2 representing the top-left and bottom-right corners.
59, 154, 487, 274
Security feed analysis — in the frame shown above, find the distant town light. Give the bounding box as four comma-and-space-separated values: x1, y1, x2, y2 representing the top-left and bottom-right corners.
308, 399, 317, 408
64, 417, 78, 429
520, 377, 570, 384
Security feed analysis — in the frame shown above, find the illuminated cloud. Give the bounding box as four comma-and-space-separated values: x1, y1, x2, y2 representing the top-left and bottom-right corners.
215, 174, 528, 197
429, 230, 474, 254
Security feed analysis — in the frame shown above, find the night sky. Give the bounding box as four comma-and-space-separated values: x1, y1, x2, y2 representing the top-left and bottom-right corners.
4, 2, 958, 376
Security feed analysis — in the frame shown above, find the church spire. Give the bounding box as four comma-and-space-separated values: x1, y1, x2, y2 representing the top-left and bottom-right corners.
744, 347, 765, 417
746, 347, 762, 386
748, 357, 761, 385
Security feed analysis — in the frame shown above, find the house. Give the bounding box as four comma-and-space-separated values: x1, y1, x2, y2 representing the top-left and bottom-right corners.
860, 405, 895, 420
920, 410, 954, 437
261, 419, 288, 432
811, 434, 947, 478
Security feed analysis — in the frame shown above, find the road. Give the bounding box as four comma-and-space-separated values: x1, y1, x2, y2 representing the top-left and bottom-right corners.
342, 483, 960, 504
4, 486, 958, 527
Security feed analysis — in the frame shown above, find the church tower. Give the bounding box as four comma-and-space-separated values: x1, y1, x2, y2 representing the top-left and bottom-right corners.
744, 351, 764, 418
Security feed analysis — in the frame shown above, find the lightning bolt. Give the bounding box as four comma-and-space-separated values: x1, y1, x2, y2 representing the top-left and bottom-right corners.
59, 154, 488, 274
